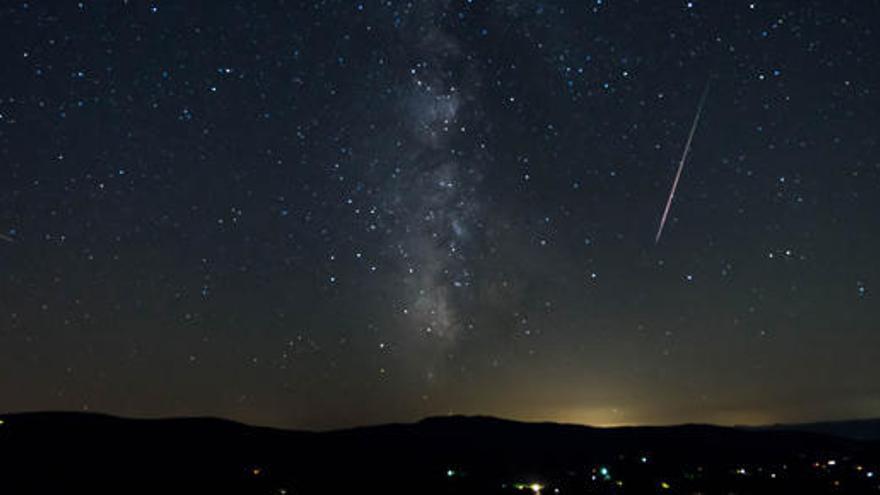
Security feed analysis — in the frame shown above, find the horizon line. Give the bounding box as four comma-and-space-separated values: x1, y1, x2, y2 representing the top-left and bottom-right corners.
2, 409, 878, 433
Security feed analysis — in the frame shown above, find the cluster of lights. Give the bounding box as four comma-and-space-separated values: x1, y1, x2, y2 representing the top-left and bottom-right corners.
502, 455, 878, 494
234, 455, 880, 492
512, 482, 544, 494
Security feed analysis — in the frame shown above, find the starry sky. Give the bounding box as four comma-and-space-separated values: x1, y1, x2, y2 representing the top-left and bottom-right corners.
1, 0, 879, 430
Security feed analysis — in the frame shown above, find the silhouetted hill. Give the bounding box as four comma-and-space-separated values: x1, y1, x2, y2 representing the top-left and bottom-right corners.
759, 417, 880, 441
1, 412, 878, 494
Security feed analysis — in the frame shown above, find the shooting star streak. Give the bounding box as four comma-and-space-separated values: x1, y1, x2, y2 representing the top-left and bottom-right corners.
655, 81, 711, 244
0, 233, 13, 243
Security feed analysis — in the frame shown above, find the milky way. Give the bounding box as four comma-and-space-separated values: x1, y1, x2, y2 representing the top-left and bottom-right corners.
1, 1, 879, 429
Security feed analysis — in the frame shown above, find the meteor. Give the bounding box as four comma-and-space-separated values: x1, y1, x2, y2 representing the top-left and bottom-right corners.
655, 81, 711, 244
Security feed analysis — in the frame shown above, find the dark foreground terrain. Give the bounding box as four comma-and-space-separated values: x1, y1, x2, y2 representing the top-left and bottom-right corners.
0, 412, 878, 494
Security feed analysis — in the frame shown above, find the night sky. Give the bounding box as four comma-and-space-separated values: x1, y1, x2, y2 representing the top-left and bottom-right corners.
1, 1, 878, 430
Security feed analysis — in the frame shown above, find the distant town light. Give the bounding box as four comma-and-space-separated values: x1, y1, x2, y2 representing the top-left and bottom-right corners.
513, 482, 544, 493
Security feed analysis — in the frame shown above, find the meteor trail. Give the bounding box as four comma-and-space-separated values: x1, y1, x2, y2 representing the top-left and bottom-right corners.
0, 233, 13, 243
655, 81, 711, 244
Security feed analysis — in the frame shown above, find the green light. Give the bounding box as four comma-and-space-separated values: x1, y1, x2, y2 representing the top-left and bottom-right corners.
513, 482, 544, 493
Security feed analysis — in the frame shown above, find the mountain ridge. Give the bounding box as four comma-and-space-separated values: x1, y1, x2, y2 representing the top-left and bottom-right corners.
6, 410, 878, 438
1, 411, 878, 493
